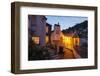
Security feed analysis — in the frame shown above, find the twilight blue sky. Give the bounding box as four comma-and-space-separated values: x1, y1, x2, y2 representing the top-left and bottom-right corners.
46, 16, 88, 30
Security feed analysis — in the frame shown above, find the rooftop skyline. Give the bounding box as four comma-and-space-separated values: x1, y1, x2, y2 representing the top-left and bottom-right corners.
46, 16, 88, 30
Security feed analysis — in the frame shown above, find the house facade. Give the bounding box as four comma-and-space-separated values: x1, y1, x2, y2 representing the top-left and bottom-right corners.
51, 23, 80, 51
28, 15, 52, 46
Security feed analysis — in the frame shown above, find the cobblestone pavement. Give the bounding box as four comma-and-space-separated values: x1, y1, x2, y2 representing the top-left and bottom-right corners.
63, 48, 81, 59
47, 47, 81, 59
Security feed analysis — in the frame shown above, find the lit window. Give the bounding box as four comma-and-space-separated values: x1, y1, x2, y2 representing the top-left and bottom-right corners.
45, 36, 49, 43
32, 36, 39, 44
